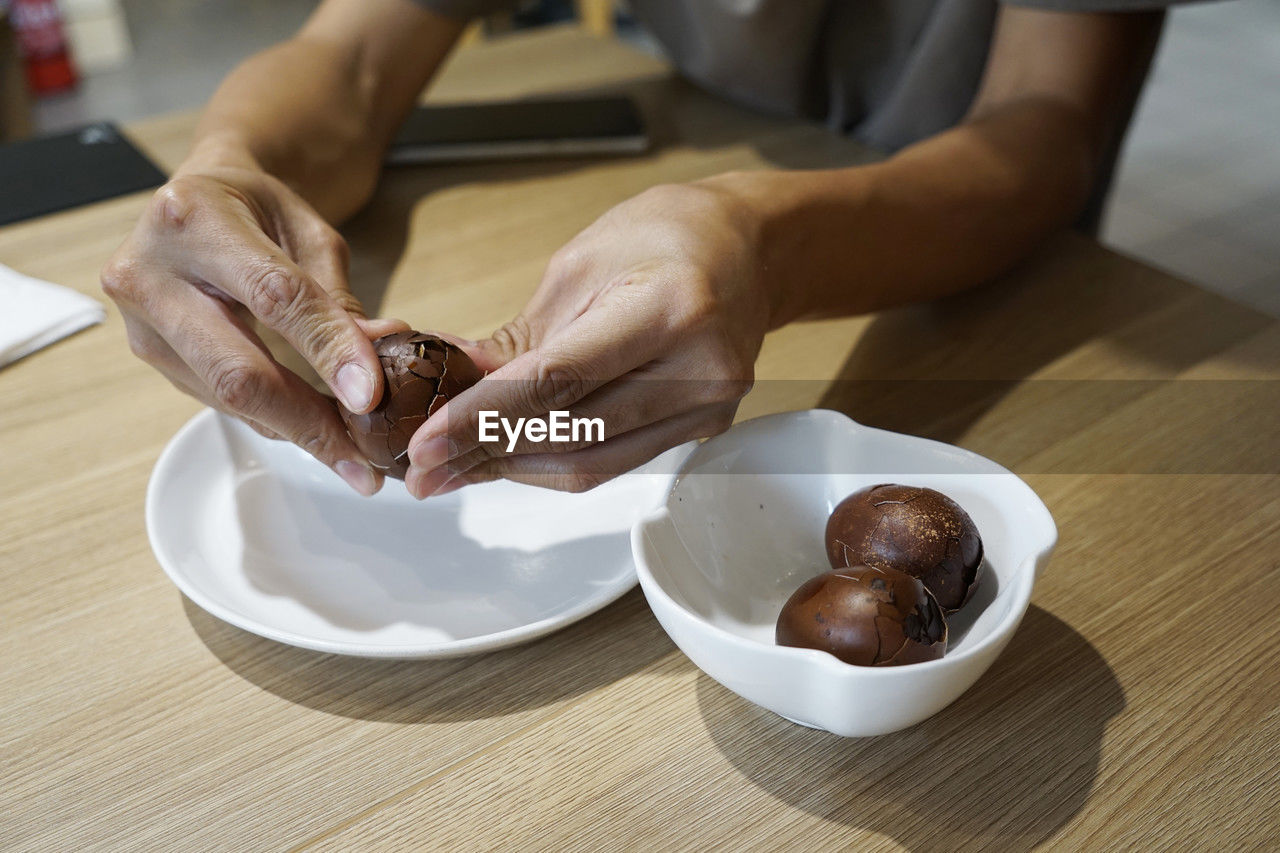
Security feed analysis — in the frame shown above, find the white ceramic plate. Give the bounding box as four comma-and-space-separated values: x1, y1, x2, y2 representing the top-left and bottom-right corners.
632, 409, 1057, 737
147, 409, 690, 658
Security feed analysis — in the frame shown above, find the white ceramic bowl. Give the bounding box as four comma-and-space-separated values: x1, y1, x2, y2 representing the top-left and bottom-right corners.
631, 409, 1057, 737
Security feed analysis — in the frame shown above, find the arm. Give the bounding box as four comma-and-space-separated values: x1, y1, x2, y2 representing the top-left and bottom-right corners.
717, 6, 1165, 324
102, 0, 463, 496
403, 7, 1165, 497
189, 0, 464, 221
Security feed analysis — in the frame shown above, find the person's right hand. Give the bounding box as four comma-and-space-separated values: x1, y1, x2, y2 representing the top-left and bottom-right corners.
101, 161, 403, 496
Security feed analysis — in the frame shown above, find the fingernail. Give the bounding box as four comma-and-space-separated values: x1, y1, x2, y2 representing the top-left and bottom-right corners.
336, 362, 374, 412
409, 465, 453, 500
336, 460, 377, 496
409, 435, 450, 470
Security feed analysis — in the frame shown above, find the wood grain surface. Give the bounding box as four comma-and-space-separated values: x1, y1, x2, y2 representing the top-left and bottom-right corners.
1, 27, 1276, 852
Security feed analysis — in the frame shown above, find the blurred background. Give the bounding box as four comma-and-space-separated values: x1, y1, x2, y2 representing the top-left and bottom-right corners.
1, 0, 1276, 317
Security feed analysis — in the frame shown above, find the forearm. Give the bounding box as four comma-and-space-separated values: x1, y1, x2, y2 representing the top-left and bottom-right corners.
712, 4, 1164, 327
183, 2, 463, 223
709, 97, 1097, 327
185, 39, 392, 221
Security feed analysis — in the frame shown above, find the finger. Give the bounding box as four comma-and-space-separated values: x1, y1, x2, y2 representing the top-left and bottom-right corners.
281, 214, 352, 304
170, 212, 383, 416
406, 293, 668, 471
162, 362, 290, 443
461, 267, 618, 373
463, 313, 540, 375
122, 308, 227, 405
145, 279, 385, 496
121, 311, 291, 441
414, 404, 735, 497
281, 217, 403, 354
412, 403, 732, 498
356, 316, 413, 339
463, 242, 609, 372
435, 367, 744, 462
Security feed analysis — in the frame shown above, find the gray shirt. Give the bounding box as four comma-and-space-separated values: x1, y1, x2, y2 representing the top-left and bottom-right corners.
421, 0, 1184, 150
418, 0, 1190, 222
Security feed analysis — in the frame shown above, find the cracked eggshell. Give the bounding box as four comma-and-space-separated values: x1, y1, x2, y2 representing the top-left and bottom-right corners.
825, 484, 983, 612
775, 565, 948, 667
339, 331, 484, 479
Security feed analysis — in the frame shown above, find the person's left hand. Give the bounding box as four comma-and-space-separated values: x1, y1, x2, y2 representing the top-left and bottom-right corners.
403, 178, 776, 497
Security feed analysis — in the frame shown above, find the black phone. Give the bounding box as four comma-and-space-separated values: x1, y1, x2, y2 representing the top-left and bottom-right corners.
385, 95, 648, 165
0, 123, 167, 226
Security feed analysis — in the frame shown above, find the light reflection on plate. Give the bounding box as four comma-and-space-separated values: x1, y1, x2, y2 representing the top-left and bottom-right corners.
147, 409, 691, 658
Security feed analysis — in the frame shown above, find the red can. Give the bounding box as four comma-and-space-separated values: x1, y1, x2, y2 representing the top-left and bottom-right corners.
10, 0, 79, 95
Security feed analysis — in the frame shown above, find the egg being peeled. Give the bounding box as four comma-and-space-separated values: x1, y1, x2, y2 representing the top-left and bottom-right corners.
776, 565, 947, 667
338, 331, 483, 480
825, 484, 983, 612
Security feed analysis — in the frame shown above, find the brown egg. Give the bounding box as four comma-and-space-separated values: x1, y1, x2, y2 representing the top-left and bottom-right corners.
825, 484, 983, 612
775, 565, 947, 666
339, 331, 483, 479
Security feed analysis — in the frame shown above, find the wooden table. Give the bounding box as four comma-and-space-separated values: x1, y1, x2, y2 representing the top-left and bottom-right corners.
2, 27, 1277, 851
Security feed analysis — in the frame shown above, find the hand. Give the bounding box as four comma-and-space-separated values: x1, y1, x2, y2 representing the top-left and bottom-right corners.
404, 180, 775, 497
101, 154, 406, 496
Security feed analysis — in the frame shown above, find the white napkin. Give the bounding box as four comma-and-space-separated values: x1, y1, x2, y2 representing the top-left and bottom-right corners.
0, 263, 106, 367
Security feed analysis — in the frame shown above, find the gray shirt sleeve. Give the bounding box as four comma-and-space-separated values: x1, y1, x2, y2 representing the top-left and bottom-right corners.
1006, 0, 1198, 8
415, 0, 1193, 23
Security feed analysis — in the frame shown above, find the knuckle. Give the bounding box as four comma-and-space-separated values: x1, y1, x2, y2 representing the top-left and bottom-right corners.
149, 177, 205, 230
293, 315, 349, 366
99, 254, 138, 302
329, 289, 364, 316
126, 332, 161, 363
490, 315, 535, 359
531, 356, 592, 411
210, 360, 264, 413
546, 244, 587, 280
244, 265, 309, 325
673, 282, 720, 331
321, 266, 364, 316
708, 375, 753, 404
296, 427, 342, 464
317, 223, 350, 265
638, 183, 683, 207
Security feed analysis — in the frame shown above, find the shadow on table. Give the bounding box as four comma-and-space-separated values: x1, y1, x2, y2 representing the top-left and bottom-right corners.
800, 236, 1276, 474
183, 586, 674, 724
697, 606, 1124, 852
